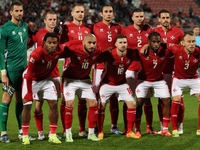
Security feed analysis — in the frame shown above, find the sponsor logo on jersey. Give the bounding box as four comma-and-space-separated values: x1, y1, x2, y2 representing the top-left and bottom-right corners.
30, 57, 35, 63
23, 28, 26, 32
137, 36, 141, 40
145, 33, 149, 37
12, 31, 16, 35
179, 56, 182, 59
170, 35, 175, 40
193, 59, 198, 63
71, 30, 74, 33
126, 60, 130, 64
129, 34, 133, 37
100, 29, 103, 32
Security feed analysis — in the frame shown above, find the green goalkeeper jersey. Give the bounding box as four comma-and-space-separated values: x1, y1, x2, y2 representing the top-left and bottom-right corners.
0, 20, 33, 71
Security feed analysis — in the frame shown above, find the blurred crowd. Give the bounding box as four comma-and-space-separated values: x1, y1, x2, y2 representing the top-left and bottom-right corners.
0, 0, 195, 30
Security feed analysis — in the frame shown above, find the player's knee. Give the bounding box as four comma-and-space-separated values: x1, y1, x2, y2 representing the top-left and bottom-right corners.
88, 99, 97, 107
66, 100, 74, 107
2, 92, 12, 104
162, 98, 171, 107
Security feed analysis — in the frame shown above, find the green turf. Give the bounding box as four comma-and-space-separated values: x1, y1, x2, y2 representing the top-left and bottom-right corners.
0, 61, 200, 150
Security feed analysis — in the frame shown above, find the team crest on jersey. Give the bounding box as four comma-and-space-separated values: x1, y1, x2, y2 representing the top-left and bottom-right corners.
129, 34, 133, 37
71, 30, 74, 33
30, 57, 35, 63
163, 38, 167, 43
112, 62, 116, 65
145, 33, 149, 37
169, 43, 174, 46
114, 29, 118, 33
77, 56, 81, 60
137, 36, 141, 40
179, 56, 182, 59
100, 29, 104, 32
84, 59, 88, 62
92, 56, 96, 60
23, 28, 26, 32
107, 31, 111, 34
185, 60, 190, 65
170, 35, 175, 40
12, 31, 16, 35
78, 32, 82, 35
119, 64, 124, 67
193, 59, 198, 63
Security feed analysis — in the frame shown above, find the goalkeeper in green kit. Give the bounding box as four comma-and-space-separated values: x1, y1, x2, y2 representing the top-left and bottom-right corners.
0, 1, 35, 143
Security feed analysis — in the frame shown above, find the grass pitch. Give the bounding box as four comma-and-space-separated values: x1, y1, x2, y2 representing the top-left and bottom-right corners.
0, 61, 200, 150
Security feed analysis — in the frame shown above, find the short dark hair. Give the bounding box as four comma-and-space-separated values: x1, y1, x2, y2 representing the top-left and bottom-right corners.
43, 33, 59, 43
71, 3, 84, 11
132, 8, 144, 15
10, 1, 23, 11
101, 5, 113, 13
148, 32, 161, 40
193, 25, 199, 30
159, 9, 171, 18
44, 11, 56, 19
115, 34, 127, 42
183, 31, 194, 39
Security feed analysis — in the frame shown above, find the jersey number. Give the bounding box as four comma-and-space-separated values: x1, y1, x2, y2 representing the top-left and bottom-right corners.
108, 34, 112, 42
78, 35, 82, 40
82, 62, 89, 69
117, 67, 124, 75
138, 40, 141, 47
18, 32, 23, 43
153, 60, 157, 68
184, 61, 189, 70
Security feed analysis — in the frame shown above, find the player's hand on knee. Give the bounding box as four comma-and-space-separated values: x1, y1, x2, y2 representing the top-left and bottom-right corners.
2, 75, 9, 88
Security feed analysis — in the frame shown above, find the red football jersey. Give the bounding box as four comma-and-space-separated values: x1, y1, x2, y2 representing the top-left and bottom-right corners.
60, 22, 91, 69
138, 47, 173, 81
60, 22, 91, 44
31, 28, 61, 78
167, 44, 200, 79
154, 26, 184, 73
91, 21, 123, 69
23, 45, 66, 101
99, 48, 139, 85
121, 25, 153, 71
62, 41, 102, 79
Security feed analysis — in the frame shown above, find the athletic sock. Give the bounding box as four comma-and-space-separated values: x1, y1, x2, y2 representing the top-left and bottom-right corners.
127, 108, 136, 133
198, 102, 200, 130
134, 118, 141, 132
49, 123, 57, 135
78, 101, 87, 132
34, 111, 43, 132
60, 100, 65, 133
64, 106, 73, 130
22, 123, 29, 136
163, 116, 171, 130
109, 95, 119, 126
158, 99, 163, 123
177, 97, 185, 124
15, 102, 23, 130
144, 103, 153, 128
123, 103, 127, 131
97, 108, 105, 133
88, 106, 98, 129
171, 100, 180, 130
0, 102, 9, 132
